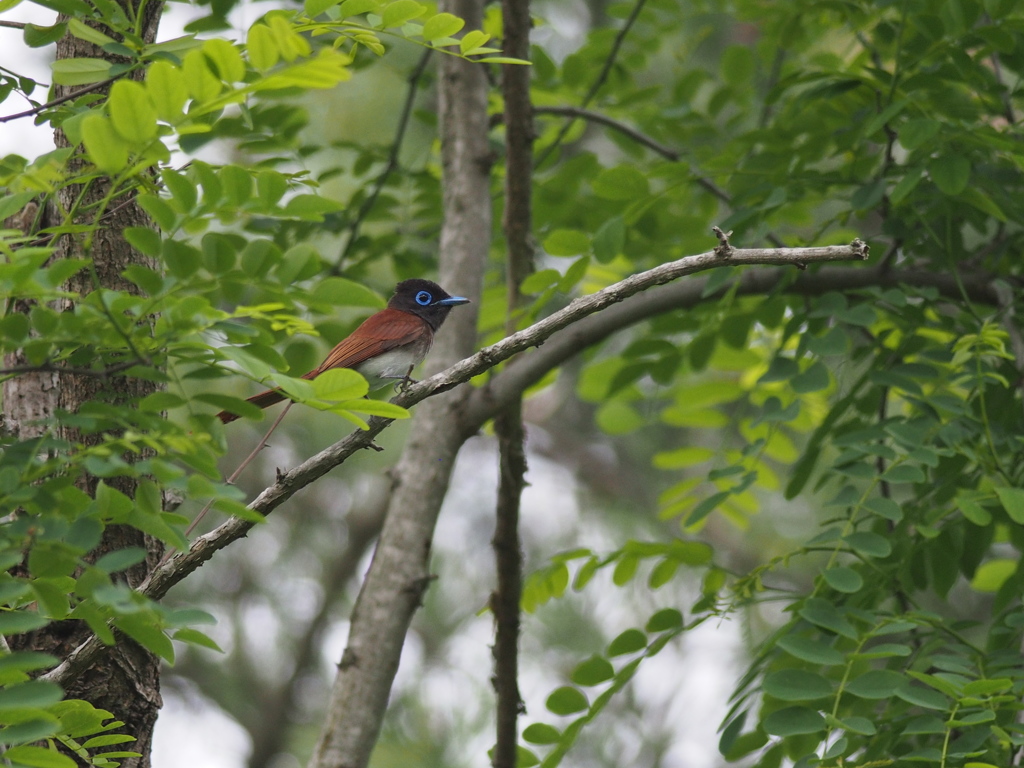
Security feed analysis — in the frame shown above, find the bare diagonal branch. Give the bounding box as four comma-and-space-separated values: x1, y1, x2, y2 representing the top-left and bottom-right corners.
42, 238, 869, 688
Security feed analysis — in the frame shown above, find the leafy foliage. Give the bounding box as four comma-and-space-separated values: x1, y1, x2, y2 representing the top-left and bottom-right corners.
3, 0, 1024, 764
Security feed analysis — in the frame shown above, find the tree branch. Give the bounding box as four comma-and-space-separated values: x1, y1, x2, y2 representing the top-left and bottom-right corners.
493, 0, 533, 759
537, 0, 649, 165
491, 403, 527, 768
40, 239, 869, 689
460, 262, 1004, 427
0, 76, 121, 123
330, 48, 433, 275
533, 105, 785, 248
307, 0, 492, 764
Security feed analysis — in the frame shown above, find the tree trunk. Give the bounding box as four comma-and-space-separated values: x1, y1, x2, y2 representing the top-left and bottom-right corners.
2, 5, 166, 765
307, 1, 491, 764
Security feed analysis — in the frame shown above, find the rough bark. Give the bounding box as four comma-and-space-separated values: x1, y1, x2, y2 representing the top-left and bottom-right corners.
2, 5, 166, 765
491, 403, 526, 768
492, 0, 533, 761
306, 1, 491, 765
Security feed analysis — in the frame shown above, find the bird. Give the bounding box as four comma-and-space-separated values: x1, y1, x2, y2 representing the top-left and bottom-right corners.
217, 278, 470, 423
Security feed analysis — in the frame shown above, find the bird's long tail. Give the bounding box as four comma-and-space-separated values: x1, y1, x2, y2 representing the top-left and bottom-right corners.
217, 388, 289, 424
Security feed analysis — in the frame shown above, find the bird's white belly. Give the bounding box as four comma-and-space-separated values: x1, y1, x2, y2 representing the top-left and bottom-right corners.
354, 346, 428, 389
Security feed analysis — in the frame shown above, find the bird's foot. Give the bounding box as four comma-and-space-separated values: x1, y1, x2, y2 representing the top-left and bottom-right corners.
395, 374, 419, 394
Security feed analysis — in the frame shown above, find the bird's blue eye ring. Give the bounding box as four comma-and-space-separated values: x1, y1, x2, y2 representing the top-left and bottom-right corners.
415, 290, 432, 306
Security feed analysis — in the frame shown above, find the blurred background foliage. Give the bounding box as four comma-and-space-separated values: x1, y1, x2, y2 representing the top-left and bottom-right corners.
3, 0, 1024, 765
151, 0, 1024, 765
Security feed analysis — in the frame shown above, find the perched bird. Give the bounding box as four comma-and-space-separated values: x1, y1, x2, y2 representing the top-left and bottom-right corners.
217, 278, 470, 423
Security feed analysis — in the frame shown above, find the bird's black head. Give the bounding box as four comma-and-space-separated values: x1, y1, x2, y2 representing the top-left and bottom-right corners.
389, 278, 470, 330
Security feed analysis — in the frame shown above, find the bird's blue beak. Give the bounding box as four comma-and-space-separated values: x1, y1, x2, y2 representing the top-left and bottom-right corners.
437, 296, 471, 306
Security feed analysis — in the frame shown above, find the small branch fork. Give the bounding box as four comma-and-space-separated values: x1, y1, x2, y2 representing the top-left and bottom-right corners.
41, 235, 868, 688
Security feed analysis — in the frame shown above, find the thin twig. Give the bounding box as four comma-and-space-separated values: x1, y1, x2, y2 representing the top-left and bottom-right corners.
157, 400, 295, 568
0, 360, 141, 379
331, 49, 433, 276
532, 105, 785, 248
536, 0, 649, 166
0, 20, 26, 29
534, 105, 680, 161
0, 75, 121, 124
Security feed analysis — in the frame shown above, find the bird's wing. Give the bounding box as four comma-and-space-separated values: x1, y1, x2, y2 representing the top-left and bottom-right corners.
305, 309, 429, 378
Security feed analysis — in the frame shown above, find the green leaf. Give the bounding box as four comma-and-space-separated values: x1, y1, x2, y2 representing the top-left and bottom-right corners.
799, 598, 857, 639
971, 559, 1016, 592
0, 612, 49, 636
422, 12, 464, 41
459, 29, 490, 55
282, 193, 344, 220
123, 226, 162, 258
94, 548, 147, 575
596, 401, 643, 435
928, 155, 970, 195
305, 0, 339, 15
522, 269, 559, 294
0, 680, 63, 710
522, 723, 560, 745
763, 669, 832, 701
899, 118, 940, 150
247, 23, 280, 71
137, 194, 177, 231
592, 216, 625, 262
995, 487, 1024, 524
202, 38, 245, 82
762, 706, 824, 736
791, 361, 830, 393
571, 657, 614, 686
183, 48, 222, 102
607, 628, 646, 656
881, 464, 925, 484
108, 80, 158, 143
851, 178, 886, 211
685, 491, 730, 526
0, 192, 37, 221
3, 745, 76, 768
310, 277, 385, 308
24, 21, 67, 48
611, 553, 639, 585
545, 686, 588, 715
720, 44, 754, 87
81, 113, 128, 173
776, 635, 844, 665
890, 166, 924, 204
592, 165, 648, 200
652, 446, 714, 469
312, 368, 370, 400
543, 229, 589, 257
864, 496, 902, 522
67, 17, 114, 46
341, 0, 379, 14
516, 746, 539, 767
822, 566, 863, 593
845, 670, 905, 699
338, 399, 409, 420
844, 532, 892, 558
381, 0, 425, 27
0, 719, 61, 747
114, 615, 174, 663
50, 58, 111, 86
646, 608, 683, 632
172, 627, 223, 652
